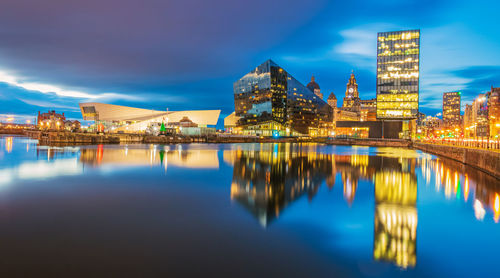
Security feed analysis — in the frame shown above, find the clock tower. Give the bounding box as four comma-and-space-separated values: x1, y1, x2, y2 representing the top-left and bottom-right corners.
342, 71, 361, 112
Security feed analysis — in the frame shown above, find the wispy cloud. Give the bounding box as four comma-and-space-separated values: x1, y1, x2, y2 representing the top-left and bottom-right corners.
18, 98, 81, 111
0, 70, 139, 101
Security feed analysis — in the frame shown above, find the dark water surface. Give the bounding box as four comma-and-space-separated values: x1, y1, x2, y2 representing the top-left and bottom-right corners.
0, 135, 499, 277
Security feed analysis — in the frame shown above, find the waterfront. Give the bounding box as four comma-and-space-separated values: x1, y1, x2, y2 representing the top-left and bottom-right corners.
0, 135, 499, 277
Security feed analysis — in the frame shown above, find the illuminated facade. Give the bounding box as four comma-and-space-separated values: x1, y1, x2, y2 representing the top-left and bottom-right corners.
360, 98, 377, 121
472, 94, 489, 137
37, 110, 67, 130
442, 92, 461, 127
327, 92, 337, 109
488, 87, 500, 138
376, 30, 420, 119
463, 104, 473, 137
342, 72, 361, 112
79, 102, 220, 134
233, 60, 333, 136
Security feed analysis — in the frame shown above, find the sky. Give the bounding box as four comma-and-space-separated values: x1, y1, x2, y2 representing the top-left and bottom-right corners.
0, 0, 499, 124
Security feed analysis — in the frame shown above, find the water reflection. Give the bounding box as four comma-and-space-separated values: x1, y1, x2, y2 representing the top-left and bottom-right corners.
1, 137, 499, 274
229, 145, 334, 226
227, 144, 499, 269
418, 155, 500, 223
79, 145, 219, 169
374, 170, 417, 268
5, 136, 13, 153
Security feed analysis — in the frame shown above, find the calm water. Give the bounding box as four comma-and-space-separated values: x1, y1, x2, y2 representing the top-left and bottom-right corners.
0, 135, 499, 277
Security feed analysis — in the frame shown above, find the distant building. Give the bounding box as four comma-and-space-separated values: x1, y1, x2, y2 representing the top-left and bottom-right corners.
327, 92, 337, 109
37, 110, 66, 130
230, 60, 333, 137
376, 30, 420, 120
360, 98, 377, 121
335, 109, 359, 121
463, 104, 473, 137
342, 72, 361, 112
420, 116, 442, 138
416, 112, 426, 126
487, 86, 500, 138
307, 75, 323, 99
472, 94, 489, 137
64, 120, 81, 132
442, 92, 461, 127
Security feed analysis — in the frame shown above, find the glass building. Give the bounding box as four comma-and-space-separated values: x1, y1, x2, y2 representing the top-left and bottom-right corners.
233, 60, 333, 136
376, 30, 420, 120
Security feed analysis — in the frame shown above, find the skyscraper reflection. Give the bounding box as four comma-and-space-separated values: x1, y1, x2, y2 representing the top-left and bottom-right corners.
373, 168, 418, 268
228, 144, 419, 229
229, 144, 334, 226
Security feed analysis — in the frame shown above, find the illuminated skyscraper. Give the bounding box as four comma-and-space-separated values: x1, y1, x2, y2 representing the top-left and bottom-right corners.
376, 30, 420, 120
442, 92, 461, 127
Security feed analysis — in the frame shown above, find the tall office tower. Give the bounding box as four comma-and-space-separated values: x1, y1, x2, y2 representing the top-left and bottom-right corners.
376, 30, 420, 120
342, 72, 361, 112
442, 92, 461, 127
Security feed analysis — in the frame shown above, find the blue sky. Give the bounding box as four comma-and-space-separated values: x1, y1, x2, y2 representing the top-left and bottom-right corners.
0, 0, 499, 124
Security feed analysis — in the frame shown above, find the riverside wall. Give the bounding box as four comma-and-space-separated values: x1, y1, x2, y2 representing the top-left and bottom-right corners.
413, 142, 500, 179
325, 138, 412, 147
0, 129, 25, 135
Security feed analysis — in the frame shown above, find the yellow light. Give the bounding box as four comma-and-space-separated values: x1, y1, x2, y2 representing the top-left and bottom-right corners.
6, 117, 14, 122
495, 194, 500, 223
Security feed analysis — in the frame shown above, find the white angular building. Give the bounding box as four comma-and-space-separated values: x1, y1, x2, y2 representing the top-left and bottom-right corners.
79, 102, 220, 133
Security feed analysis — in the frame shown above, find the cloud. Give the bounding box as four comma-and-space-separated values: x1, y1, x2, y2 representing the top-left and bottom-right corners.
0, 70, 139, 101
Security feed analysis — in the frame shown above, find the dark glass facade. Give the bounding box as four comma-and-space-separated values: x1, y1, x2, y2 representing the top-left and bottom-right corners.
233, 60, 333, 136
376, 30, 420, 120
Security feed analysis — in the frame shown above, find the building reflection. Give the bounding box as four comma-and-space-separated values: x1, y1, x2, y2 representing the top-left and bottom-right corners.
229, 144, 334, 226
373, 167, 418, 268
419, 156, 500, 223
228, 145, 419, 229
79, 145, 219, 170
229, 144, 421, 268
5, 136, 13, 153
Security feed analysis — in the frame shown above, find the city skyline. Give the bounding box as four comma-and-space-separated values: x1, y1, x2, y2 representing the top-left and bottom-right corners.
0, 0, 499, 124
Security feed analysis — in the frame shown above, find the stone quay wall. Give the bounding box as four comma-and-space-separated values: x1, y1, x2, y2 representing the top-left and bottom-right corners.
413, 142, 500, 179
326, 138, 412, 147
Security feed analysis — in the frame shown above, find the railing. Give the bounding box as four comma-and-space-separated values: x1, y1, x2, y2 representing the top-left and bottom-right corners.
415, 138, 500, 150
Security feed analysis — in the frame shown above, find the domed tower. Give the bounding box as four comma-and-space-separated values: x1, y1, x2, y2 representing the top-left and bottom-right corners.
307, 75, 323, 99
